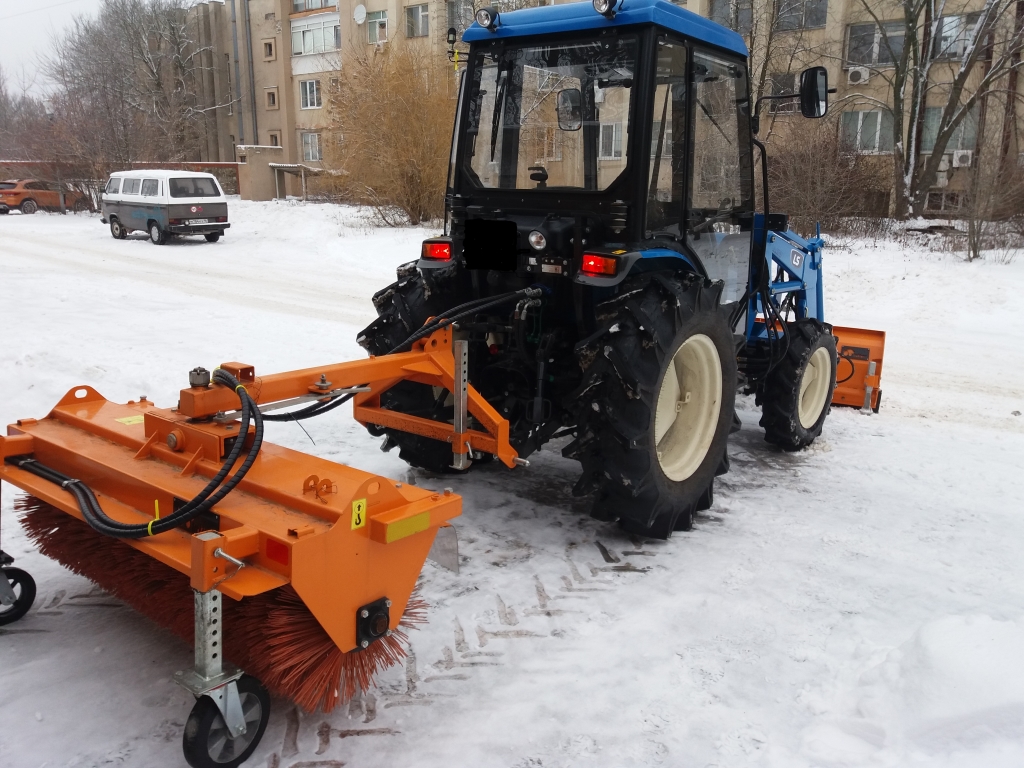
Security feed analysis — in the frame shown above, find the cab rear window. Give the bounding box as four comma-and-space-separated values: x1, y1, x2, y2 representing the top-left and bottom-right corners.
169, 177, 221, 198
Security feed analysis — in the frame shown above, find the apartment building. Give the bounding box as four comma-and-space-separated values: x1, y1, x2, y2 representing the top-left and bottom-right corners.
191, 0, 1020, 210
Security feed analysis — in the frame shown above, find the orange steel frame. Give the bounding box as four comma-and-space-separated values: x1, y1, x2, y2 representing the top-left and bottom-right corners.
831, 326, 885, 411
0, 326, 512, 652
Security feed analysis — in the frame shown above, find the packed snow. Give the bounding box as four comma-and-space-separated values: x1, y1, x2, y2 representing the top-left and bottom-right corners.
1, 200, 1023, 768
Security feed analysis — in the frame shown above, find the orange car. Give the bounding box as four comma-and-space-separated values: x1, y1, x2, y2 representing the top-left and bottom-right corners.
0, 179, 92, 214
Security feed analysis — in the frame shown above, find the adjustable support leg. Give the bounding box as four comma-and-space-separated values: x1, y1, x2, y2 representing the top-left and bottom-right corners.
451, 339, 471, 470
173, 589, 247, 738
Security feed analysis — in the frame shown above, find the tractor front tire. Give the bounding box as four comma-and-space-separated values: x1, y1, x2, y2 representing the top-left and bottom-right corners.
566, 272, 736, 539
357, 266, 466, 473
759, 319, 837, 450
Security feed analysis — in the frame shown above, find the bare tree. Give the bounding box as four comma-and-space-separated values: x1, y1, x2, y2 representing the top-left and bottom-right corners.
851, 0, 1024, 217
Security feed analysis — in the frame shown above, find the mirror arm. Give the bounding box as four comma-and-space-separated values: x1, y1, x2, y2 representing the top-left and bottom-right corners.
751, 92, 800, 133
752, 136, 769, 220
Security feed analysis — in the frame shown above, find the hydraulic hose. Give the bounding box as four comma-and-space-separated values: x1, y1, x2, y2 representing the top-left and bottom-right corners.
265, 287, 542, 424
10, 368, 264, 539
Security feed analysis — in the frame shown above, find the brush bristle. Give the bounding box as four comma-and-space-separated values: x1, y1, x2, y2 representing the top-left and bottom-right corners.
16, 496, 427, 712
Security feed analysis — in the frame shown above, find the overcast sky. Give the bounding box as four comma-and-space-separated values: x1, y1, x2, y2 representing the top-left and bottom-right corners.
0, 0, 106, 92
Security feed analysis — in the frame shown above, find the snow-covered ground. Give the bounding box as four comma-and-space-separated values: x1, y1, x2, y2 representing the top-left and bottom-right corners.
1, 200, 1023, 768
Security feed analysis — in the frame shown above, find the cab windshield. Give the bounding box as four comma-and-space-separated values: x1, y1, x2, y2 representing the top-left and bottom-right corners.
462, 35, 638, 191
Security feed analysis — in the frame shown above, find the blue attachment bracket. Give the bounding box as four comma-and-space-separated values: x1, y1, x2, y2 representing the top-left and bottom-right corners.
746, 214, 825, 344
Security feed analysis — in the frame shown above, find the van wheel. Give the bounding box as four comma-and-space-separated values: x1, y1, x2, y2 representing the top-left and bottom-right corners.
110, 218, 127, 239
205, 233, 221, 243
20, 199, 38, 214
149, 222, 167, 245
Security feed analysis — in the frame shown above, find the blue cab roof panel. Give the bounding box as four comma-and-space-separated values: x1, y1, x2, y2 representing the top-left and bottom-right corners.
462, 0, 747, 58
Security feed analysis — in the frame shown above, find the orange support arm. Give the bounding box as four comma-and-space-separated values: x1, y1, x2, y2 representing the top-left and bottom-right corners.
177, 326, 518, 469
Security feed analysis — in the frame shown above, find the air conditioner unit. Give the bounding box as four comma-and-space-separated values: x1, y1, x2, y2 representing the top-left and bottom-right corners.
847, 67, 870, 85
952, 149, 974, 168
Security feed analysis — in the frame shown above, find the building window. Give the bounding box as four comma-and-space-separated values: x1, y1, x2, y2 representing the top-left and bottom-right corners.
768, 72, 798, 113
840, 110, 894, 153
599, 123, 623, 159
933, 14, 982, 60
406, 4, 429, 37
302, 132, 322, 161
367, 10, 388, 43
540, 126, 562, 161
650, 120, 673, 157
265, 87, 279, 109
263, 39, 276, 60
926, 191, 962, 212
776, 0, 827, 30
709, 0, 752, 35
265, 12, 277, 20
447, 0, 474, 29
300, 79, 322, 109
921, 106, 978, 153
846, 22, 905, 66
293, 0, 338, 11
291, 16, 341, 55
269, 131, 281, 147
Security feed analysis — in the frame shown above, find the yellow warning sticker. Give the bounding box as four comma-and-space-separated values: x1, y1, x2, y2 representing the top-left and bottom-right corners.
351, 498, 367, 530
116, 415, 145, 426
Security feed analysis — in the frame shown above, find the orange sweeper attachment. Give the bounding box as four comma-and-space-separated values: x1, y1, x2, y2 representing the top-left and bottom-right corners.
831, 326, 886, 412
0, 322, 522, 768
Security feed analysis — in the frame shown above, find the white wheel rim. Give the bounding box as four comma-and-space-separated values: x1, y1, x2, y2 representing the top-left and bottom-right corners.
151, 225, 159, 240
798, 346, 832, 429
654, 334, 722, 482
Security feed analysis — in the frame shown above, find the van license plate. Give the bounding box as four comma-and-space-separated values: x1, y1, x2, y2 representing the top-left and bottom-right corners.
188, 218, 209, 225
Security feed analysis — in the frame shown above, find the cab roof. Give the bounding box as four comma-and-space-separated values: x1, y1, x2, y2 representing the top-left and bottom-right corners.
462, 0, 747, 58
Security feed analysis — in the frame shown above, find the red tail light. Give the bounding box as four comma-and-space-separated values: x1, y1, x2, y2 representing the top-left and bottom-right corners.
169, 218, 183, 225
581, 253, 618, 276
422, 238, 453, 261
216, 216, 227, 222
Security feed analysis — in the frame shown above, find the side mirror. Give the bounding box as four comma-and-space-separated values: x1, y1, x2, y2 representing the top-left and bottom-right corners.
799, 66, 828, 118
556, 88, 582, 131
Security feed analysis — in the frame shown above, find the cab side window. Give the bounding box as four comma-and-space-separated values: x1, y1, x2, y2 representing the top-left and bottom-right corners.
686, 49, 753, 305
141, 179, 159, 196
645, 37, 687, 238
105, 178, 121, 194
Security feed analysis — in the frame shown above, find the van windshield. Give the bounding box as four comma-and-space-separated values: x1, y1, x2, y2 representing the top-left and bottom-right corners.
170, 178, 221, 198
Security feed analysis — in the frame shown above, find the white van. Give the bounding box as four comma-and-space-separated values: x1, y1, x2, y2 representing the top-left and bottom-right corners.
100, 170, 230, 245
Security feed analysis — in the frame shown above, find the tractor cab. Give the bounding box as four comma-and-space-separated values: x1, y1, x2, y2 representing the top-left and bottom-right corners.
426, 0, 824, 316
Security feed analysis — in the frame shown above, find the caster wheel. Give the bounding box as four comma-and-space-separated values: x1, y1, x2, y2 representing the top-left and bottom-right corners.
183, 675, 270, 768
0, 567, 37, 626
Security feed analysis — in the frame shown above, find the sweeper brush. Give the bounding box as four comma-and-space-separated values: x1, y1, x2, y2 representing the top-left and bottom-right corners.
0, 323, 518, 768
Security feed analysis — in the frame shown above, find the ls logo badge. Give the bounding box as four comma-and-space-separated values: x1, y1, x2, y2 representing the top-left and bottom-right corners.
791, 249, 804, 267
351, 498, 367, 530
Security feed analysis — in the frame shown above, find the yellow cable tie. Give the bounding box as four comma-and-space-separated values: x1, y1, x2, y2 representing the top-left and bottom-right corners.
147, 519, 155, 536
235, 384, 246, 393
154, 499, 160, 519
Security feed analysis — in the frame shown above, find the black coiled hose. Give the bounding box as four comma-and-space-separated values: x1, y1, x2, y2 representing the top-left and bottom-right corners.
11, 368, 263, 539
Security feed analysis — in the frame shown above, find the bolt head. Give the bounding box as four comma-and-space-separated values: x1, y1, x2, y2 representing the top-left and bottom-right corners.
385, 599, 392, 608
360, 639, 369, 648
360, 609, 369, 618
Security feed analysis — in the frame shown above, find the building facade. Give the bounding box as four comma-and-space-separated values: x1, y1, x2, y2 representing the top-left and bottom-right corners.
192, 0, 1021, 210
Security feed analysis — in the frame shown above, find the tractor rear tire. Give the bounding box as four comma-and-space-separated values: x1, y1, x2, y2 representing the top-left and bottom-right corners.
357, 266, 467, 473
759, 319, 837, 450
565, 272, 736, 538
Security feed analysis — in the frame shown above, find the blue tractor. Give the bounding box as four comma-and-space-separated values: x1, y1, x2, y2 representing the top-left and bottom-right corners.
359, 0, 841, 538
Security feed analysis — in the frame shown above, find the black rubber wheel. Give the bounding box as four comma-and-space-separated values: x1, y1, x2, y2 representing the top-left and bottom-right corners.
0, 567, 37, 626
182, 675, 270, 768
149, 221, 167, 245
110, 218, 127, 239
205, 233, 221, 243
20, 199, 38, 215
565, 272, 736, 538
357, 265, 471, 473
759, 319, 837, 451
